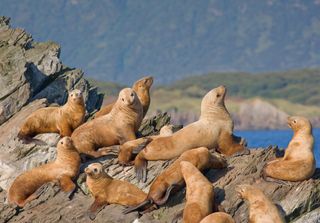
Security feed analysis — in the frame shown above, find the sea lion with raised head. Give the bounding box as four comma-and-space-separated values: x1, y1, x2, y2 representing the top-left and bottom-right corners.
8, 137, 81, 207
200, 212, 235, 223
263, 116, 315, 181
85, 163, 147, 220
71, 88, 143, 158
94, 76, 153, 119
179, 161, 214, 223
18, 89, 85, 144
134, 85, 246, 182
235, 184, 285, 223
123, 147, 227, 214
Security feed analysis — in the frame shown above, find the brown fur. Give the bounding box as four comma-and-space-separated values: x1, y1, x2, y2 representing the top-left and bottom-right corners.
134, 86, 245, 182
264, 116, 315, 181
94, 76, 153, 118
18, 90, 85, 141
85, 163, 147, 219
71, 88, 143, 158
8, 137, 80, 207
235, 184, 285, 223
180, 161, 214, 223
200, 212, 235, 223
124, 147, 226, 214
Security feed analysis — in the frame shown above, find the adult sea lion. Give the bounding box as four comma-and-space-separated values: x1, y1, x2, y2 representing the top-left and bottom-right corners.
179, 161, 214, 223
263, 116, 316, 181
71, 88, 143, 158
18, 89, 85, 143
85, 163, 147, 220
124, 147, 226, 214
94, 76, 153, 119
134, 85, 246, 182
235, 184, 285, 223
8, 137, 81, 207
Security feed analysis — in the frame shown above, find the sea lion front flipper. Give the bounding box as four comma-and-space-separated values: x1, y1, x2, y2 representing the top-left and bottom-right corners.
122, 199, 152, 214
87, 198, 107, 220
132, 138, 153, 154
59, 175, 76, 199
135, 155, 148, 182
98, 145, 120, 156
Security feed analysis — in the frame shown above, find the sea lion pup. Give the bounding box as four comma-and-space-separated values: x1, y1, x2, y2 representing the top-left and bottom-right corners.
235, 184, 285, 223
94, 76, 153, 119
18, 89, 85, 144
123, 147, 227, 214
180, 161, 214, 223
134, 85, 246, 182
200, 212, 235, 223
71, 88, 143, 158
263, 116, 315, 181
8, 137, 81, 207
102, 124, 175, 165
85, 163, 147, 220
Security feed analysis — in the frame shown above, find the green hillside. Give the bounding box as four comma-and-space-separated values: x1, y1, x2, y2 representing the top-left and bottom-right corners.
1, 1, 320, 83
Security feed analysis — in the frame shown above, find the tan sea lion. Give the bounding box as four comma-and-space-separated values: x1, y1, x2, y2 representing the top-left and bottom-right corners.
134, 85, 247, 182
94, 76, 153, 119
263, 116, 315, 181
18, 89, 85, 144
71, 88, 143, 158
8, 137, 81, 207
85, 163, 147, 220
123, 147, 227, 214
179, 161, 214, 223
101, 124, 175, 165
235, 184, 285, 223
200, 212, 235, 223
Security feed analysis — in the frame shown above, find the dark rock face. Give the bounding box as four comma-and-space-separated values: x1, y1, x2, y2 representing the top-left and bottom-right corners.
0, 17, 319, 223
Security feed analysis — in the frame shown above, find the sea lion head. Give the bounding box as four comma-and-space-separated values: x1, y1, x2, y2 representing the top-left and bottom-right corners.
287, 116, 312, 133
68, 89, 84, 105
118, 88, 141, 107
133, 76, 154, 90
57, 136, 76, 151
85, 163, 106, 179
201, 85, 227, 111
159, 124, 174, 136
235, 184, 255, 200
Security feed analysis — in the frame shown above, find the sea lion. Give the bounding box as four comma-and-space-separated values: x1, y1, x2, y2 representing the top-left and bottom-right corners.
94, 76, 153, 119
71, 88, 143, 158
18, 89, 85, 143
85, 163, 147, 220
180, 161, 214, 223
235, 184, 285, 223
200, 212, 235, 223
101, 124, 175, 165
123, 147, 227, 214
8, 137, 81, 207
263, 116, 315, 181
134, 85, 246, 182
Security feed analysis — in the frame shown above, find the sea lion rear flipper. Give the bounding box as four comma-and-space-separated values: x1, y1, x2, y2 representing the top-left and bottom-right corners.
18, 135, 47, 146
132, 138, 153, 154
155, 184, 179, 205
98, 145, 120, 156
122, 199, 152, 214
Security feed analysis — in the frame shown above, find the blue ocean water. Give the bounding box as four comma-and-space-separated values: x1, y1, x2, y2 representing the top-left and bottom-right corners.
235, 128, 320, 167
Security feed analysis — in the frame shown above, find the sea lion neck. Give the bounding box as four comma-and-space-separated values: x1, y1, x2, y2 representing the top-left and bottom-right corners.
200, 104, 230, 121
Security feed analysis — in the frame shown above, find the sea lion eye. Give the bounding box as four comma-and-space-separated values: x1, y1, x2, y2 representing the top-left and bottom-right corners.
216, 94, 220, 97
60, 141, 63, 145
131, 93, 134, 97
122, 98, 125, 102
93, 168, 98, 173
71, 94, 73, 97
293, 120, 297, 123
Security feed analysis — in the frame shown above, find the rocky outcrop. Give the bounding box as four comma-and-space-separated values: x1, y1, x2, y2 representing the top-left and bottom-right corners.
0, 16, 103, 126
0, 17, 319, 223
